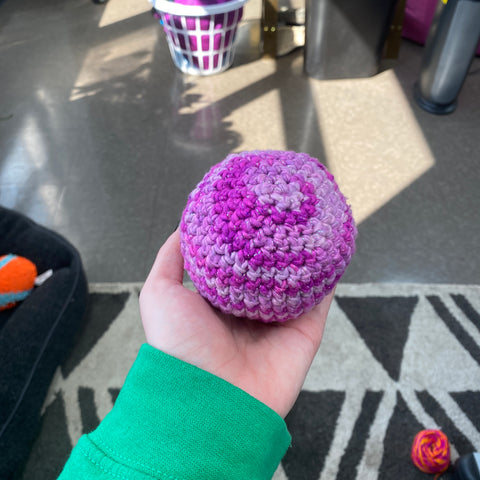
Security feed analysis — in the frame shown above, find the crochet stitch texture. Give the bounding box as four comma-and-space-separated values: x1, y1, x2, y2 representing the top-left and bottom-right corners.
180, 151, 356, 322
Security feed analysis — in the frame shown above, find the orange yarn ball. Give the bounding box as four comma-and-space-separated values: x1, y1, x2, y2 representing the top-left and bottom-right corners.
0, 254, 37, 311
411, 429, 451, 475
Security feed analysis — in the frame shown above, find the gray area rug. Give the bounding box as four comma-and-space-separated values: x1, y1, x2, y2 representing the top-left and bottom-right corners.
21, 283, 480, 479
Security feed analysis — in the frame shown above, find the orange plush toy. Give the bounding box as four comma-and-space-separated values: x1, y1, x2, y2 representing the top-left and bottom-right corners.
0, 254, 38, 311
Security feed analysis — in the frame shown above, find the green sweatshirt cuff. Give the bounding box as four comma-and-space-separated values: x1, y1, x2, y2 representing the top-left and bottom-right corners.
60, 344, 291, 479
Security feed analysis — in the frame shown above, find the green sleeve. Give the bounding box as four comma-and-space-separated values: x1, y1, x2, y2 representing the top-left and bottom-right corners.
58, 343, 291, 479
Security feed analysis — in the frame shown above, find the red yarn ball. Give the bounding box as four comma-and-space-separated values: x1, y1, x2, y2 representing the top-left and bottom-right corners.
411, 429, 450, 474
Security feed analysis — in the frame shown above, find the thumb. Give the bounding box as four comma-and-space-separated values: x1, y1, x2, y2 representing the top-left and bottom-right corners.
145, 229, 184, 287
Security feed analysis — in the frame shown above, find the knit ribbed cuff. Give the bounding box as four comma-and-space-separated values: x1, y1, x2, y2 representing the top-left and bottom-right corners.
88, 344, 291, 479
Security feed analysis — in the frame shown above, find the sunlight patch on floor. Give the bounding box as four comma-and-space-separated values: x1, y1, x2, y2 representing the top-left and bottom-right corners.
310, 70, 436, 225
98, 0, 152, 29
69, 25, 155, 102
176, 57, 289, 151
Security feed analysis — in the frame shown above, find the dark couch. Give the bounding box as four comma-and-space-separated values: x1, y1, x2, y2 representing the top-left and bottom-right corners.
0, 206, 88, 479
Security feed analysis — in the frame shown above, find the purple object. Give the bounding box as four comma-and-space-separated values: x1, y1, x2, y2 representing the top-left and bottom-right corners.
403, 0, 480, 55
160, 0, 243, 71
174, 0, 232, 5
180, 151, 357, 323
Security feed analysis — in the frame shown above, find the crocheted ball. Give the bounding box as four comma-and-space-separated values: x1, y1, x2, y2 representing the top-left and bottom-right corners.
0, 254, 37, 311
180, 150, 357, 323
411, 430, 451, 474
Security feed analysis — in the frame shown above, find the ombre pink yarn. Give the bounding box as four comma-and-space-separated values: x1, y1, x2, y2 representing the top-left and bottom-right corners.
180, 151, 357, 322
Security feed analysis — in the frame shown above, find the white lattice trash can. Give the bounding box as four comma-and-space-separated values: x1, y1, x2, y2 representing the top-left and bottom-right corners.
151, 0, 248, 75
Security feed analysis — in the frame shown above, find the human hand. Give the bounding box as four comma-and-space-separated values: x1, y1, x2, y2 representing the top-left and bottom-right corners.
139, 230, 334, 418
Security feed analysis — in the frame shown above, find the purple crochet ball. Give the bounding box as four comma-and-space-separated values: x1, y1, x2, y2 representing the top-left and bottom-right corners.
180, 151, 357, 323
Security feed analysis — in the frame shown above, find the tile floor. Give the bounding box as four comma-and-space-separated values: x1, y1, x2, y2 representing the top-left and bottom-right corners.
1, 0, 479, 284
